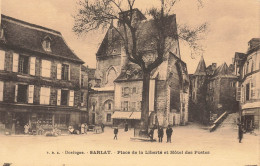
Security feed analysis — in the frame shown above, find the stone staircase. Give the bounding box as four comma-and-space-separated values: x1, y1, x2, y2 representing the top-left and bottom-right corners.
215, 113, 239, 132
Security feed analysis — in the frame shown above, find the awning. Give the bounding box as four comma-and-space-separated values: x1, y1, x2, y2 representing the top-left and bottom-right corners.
129, 112, 152, 120
111, 111, 133, 119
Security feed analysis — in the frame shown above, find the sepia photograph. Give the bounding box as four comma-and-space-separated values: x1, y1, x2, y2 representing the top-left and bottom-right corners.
0, 0, 259, 165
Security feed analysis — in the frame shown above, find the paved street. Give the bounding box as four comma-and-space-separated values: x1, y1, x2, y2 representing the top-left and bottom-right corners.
0, 120, 259, 166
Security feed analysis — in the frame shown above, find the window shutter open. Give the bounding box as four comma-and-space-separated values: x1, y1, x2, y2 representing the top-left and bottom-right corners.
0, 81, 4, 101
30, 57, 36, 76
57, 63, 61, 79
13, 53, 19, 72
0, 50, 5, 70
28, 85, 34, 103
69, 90, 74, 106
57, 89, 61, 105
15, 84, 18, 102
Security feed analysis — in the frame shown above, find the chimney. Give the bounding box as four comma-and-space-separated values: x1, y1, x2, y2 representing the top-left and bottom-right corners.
212, 63, 217, 71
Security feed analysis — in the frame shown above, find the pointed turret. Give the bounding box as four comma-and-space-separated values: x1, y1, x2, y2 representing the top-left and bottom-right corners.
194, 56, 206, 75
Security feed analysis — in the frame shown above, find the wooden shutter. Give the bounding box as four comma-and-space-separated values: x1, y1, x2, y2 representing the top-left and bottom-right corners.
29, 57, 36, 76
69, 90, 74, 106
121, 87, 124, 96
0, 81, 3, 101
46, 88, 50, 105
57, 89, 61, 105
236, 86, 241, 101
57, 63, 61, 79
0, 50, 5, 70
28, 85, 34, 104
13, 53, 19, 72
15, 84, 18, 102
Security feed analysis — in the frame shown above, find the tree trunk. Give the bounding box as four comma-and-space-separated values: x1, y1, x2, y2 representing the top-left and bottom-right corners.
140, 71, 150, 133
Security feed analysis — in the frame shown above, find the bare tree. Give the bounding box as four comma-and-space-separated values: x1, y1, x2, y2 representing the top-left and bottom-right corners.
73, 0, 207, 134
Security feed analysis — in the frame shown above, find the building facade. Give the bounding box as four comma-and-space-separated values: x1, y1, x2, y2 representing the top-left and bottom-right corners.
190, 57, 238, 124
235, 38, 260, 130
0, 15, 86, 134
88, 9, 190, 128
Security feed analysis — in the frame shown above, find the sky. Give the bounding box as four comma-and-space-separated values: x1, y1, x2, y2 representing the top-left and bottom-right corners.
1, 0, 259, 74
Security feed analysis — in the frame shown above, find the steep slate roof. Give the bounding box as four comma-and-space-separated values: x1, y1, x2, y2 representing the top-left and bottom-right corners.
213, 63, 236, 77
96, 14, 178, 58
0, 14, 84, 63
194, 56, 206, 75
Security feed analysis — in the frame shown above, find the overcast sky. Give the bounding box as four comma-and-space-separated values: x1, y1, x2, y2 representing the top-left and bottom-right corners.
1, 0, 259, 73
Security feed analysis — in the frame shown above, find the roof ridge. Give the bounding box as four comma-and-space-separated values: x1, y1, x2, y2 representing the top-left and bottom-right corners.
1, 14, 61, 35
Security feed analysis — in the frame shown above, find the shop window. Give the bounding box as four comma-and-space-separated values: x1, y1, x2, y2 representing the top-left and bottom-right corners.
37, 113, 52, 128
107, 114, 111, 122
18, 55, 29, 74
62, 64, 70, 80
54, 114, 70, 127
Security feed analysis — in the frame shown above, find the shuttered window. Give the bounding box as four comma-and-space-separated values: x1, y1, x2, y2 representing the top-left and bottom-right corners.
0, 81, 4, 101
13, 53, 19, 72
0, 50, 5, 70
57, 89, 61, 106
41, 60, 51, 78
57, 63, 62, 79
69, 90, 74, 106
28, 85, 34, 104
40, 87, 50, 105
30, 57, 36, 76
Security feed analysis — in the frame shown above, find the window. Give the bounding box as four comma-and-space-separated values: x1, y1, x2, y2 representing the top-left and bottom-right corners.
41, 60, 51, 78
93, 104, 96, 112
108, 103, 112, 110
246, 83, 250, 101
40, 87, 50, 105
81, 92, 84, 103
0, 50, 5, 70
0, 81, 4, 101
81, 75, 84, 87
54, 114, 70, 127
62, 64, 69, 80
106, 114, 111, 122
132, 87, 137, 94
121, 101, 129, 111
122, 87, 130, 97
18, 55, 29, 74
131, 102, 136, 111
42, 40, 51, 52
60, 90, 69, 106
15, 84, 28, 103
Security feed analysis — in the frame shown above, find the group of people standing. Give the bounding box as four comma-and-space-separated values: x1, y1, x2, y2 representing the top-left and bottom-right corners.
149, 125, 173, 143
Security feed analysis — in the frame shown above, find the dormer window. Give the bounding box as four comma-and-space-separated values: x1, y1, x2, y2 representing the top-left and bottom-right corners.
42, 36, 52, 52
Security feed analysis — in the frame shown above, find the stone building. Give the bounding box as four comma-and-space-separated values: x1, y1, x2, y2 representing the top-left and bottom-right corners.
190, 56, 238, 124
0, 14, 87, 134
88, 9, 190, 127
234, 38, 260, 130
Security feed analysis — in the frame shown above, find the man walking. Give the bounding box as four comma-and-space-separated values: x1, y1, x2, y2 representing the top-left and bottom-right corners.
238, 123, 243, 143
158, 126, 164, 143
114, 127, 118, 140
166, 125, 173, 143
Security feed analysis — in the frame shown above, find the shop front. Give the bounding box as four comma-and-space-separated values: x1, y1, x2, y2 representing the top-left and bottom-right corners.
0, 104, 82, 135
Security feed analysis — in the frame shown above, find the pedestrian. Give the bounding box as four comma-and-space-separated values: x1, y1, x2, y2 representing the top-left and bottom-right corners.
81, 123, 85, 134
101, 123, 105, 132
124, 122, 128, 132
158, 126, 164, 143
114, 127, 118, 140
84, 123, 88, 134
166, 125, 173, 143
148, 128, 154, 141
24, 123, 30, 134
238, 123, 243, 143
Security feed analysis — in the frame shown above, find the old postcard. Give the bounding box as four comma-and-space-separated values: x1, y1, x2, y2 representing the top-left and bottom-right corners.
0, 0, 259, 166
